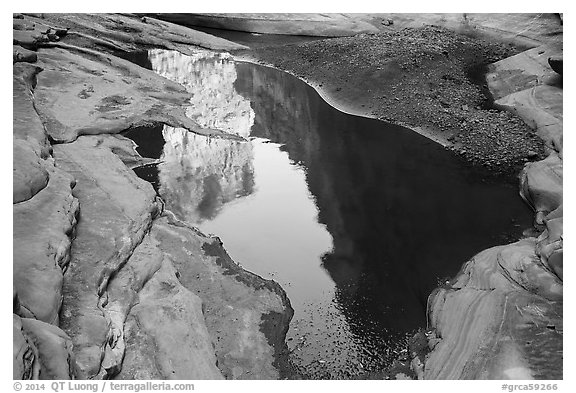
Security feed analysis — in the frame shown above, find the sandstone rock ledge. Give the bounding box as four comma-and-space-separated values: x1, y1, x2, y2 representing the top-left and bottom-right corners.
13, 12, 292, 380
416, 34, 562, 380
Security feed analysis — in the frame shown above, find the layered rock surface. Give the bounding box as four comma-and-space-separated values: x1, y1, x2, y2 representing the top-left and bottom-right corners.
18, 13, 248, 54
13, 33, 80, 379
152, 13, 380, 37
53, 136, 162, 378
488, 43, 563, 156
148, 215, 292, 379
422, 240, 562, 379
13, 314, 78, 380
110, 236, 224, 380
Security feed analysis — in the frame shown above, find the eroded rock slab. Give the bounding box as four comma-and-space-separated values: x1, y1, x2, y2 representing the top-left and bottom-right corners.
116, 253, 223, 380
99, 202, 291, 379
495, 85, 563, 155
146, 214, 293, 379
20, 318, 78, 379
30, 13, 248, 54
98, 231, 164, 378
13, 162, 78, 324
487, 44, 563, 100
14, 314, 77, 380
93, 134, 160, 169
536, 206, 563, 280
53, 135, 161, 378
34, 45, 240, 142
13, 63, 51, 158
153, 13, 379, 37
13, 140, 49, 203
13, 45, 38, 63
422, 240, 562, 379
14, 314, 38, 380
520, 153, 563, 223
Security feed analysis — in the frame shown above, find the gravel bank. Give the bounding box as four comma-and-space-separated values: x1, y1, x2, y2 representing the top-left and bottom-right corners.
241, 26, 546, 178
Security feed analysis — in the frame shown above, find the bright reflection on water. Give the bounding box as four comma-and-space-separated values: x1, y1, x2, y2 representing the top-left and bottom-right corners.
124, 48, 533, 379
147, 49, 335, 316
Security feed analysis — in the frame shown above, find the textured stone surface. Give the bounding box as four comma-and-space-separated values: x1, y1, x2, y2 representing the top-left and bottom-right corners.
14, 314, 38, 380
421, 36, 563, 380
535, 206, 563, 280
93, 134, 160, 169
377, 13, 562, 47
13, 45, 38, 63
13, 63, 51, 158
495, 85, 563, 155
22, 13, 247, 54
116, 253, 223, 380
34, 45, 240, 143
487, 44, 563, 100
13, 140, 49, 203
13, 12, 293, 381
423, 240, 562, 379
20, 318, 77, 379
153, 13, 379, 37
148, 214, 293, 379
487, 42, 563, 156
53, 136, 161, 378
98, 233, 164, 378
520, 153, 562, 222
13, 315, 77, 380
13, 163, 78, 324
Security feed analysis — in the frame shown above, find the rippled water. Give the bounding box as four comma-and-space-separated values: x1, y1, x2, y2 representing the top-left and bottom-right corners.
123, 48, 533, 379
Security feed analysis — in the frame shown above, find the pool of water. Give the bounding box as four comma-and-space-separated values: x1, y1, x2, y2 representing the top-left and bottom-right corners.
122, 48, 533, 379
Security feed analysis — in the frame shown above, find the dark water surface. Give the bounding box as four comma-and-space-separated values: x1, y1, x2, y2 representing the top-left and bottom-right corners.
122, 48, 533, 378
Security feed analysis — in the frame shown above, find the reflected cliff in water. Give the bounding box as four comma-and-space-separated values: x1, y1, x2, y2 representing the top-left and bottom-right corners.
149, 50, 256, 223
124, 49, 533, 378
